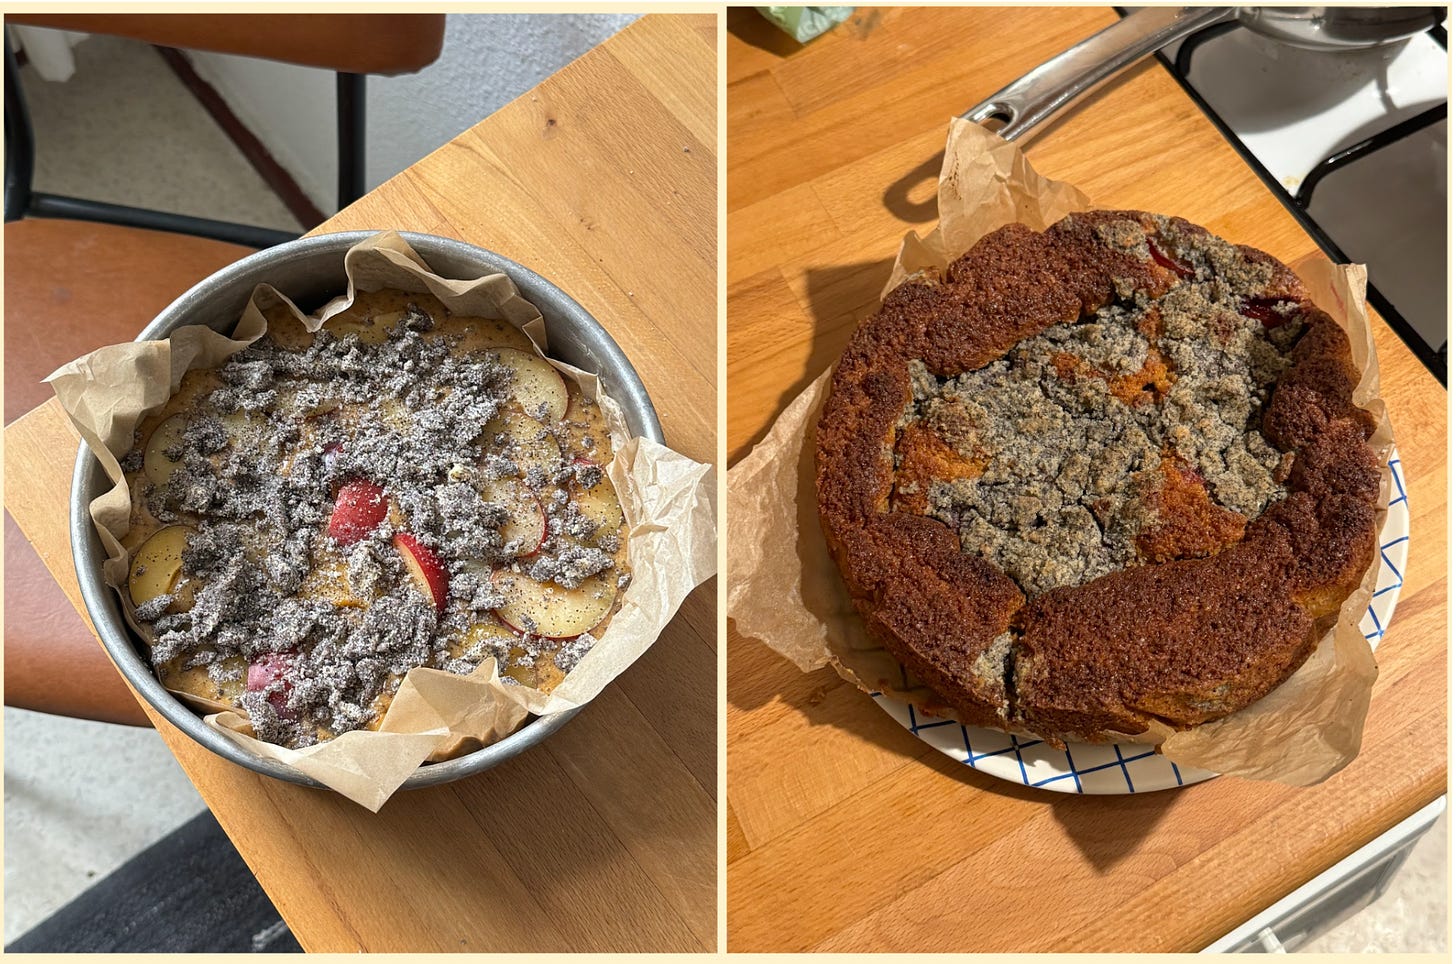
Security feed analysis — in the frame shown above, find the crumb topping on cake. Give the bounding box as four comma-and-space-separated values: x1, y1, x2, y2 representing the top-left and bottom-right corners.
123, 293, 630, 748
815, 210, 1380, 742
899, 217, 1303, 597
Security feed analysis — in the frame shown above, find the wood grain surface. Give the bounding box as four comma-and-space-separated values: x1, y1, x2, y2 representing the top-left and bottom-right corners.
5, 14, 716, 953
725, 6, 1446, 953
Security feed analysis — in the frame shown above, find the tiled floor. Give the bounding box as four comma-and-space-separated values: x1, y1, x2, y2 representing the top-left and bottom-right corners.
1301, 810, 1447, 953
3, 28, 1448, 954
3, 709, 207, 943
14, 31, 303, 231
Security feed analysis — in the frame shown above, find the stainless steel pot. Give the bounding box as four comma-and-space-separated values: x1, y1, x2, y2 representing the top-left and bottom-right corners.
964, 6, 1446, 141
70, 231, 664, 792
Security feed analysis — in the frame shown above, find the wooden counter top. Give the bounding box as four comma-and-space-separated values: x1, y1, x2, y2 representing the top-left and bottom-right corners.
726, 6, 1446, 952
6, 14, 716, 953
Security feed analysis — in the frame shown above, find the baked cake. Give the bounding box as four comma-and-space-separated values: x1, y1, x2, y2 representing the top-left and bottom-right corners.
121, 289, 629, 749
815, 211, 1380, 744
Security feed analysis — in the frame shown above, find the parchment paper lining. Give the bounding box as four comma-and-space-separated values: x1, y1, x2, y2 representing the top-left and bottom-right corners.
49, 231, 716, 810
727, 120, 1393, 786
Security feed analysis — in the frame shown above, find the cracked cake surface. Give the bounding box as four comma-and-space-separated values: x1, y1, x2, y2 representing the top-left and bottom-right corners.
816, 211, 1380, 743
121, 289, 631, 750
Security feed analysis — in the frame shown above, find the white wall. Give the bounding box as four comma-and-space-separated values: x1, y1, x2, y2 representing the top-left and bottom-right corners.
187, 12, 639, 215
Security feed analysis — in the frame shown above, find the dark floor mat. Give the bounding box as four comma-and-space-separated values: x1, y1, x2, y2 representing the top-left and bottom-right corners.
5, 809, 303, 953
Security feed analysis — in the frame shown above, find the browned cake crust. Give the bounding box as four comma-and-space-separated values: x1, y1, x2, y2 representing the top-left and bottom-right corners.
815, 210, 1380, 743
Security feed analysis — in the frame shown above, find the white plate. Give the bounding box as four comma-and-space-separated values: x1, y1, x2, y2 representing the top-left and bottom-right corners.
872, 451, 1409, 794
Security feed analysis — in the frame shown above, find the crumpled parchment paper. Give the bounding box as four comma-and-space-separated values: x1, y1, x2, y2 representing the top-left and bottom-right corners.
49, 231, 717, 810
728, 119, 1393, 786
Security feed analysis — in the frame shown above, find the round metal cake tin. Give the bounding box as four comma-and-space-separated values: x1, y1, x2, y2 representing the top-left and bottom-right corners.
70, 231, 664, 792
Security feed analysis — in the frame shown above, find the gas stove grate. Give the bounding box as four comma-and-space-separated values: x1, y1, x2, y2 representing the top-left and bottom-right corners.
1293, 103, 1447, 210
1143, 16, 1448, 385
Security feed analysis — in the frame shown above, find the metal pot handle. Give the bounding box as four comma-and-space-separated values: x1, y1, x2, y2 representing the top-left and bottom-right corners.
962, 7, 1234, 142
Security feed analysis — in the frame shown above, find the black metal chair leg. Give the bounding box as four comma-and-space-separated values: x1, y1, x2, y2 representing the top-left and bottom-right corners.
337, 71, 366, 211
27, 192, 299, 247
6, 38, 297, 246
1294, 104, 1448, 209
5, 41, 38, 222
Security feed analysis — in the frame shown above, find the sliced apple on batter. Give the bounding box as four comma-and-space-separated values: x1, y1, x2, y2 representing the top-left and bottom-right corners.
219, 410, 265, 447
453, 619, 516, 659
562, 392, 607, 431
478, 479, 546, 556
395, 532, 449, 613
246, 651, 299, 720
298, 554, 370, 609
483, 409, 562, 477
440, 315, 534, 355
143, 414, 190, 487
572, 460, 624, 539
328, 478, 388, 545
561, 394, 615, 457
563, 392, 591, 423
159, 653, 247, 704
129, 525, 197, 612
496, 347, 567, 423
492, 567, 617, 640
503, 653, 539, 687
450, 620, 540, 683
322, 306, 400, 345
376, 397, 413, 433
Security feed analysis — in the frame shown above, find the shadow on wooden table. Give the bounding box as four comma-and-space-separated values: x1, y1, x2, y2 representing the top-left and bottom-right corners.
729, 630, 1049, 808
726, 628, 926, 772
800, 258, 895, 364
883, 151, 944, 225
726, 6, 805, 58
881, 61, 1175, 225
1046, 779, 1184, 873
880, 126, 1086, 228
731, 625, 1186, 868
325, 712, 710, 952
729, 258, 895, 467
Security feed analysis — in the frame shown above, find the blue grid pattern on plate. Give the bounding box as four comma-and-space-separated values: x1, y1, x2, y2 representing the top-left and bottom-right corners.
871, 454, 1408, 795
1365, 457, 1408, 641
878, 696, 1193, 794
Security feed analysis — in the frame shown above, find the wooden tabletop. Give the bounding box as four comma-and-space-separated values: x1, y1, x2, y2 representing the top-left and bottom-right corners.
6, 14, 716, 953
726, 7, 1446, 953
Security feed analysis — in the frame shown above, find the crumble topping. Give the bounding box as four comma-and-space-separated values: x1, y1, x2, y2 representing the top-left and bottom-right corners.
898, 216, 1303, 598
123, 295, 629, 748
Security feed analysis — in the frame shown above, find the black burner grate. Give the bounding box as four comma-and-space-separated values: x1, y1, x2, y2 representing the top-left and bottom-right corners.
1123, 11, 1448, 385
